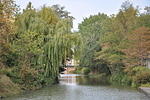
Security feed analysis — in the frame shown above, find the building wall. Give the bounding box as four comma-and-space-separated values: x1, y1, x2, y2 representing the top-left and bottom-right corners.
146, 59, 150, 69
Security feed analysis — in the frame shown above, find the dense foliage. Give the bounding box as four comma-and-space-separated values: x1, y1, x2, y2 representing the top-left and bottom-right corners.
78, 1, 150, 86
0, 1, 150, 97
0, 1, 80, 91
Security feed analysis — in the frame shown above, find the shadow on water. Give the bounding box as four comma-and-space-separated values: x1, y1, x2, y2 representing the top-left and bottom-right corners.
78, 75, 110, 86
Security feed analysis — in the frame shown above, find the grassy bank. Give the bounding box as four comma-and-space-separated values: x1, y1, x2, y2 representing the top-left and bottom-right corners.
0, 74, 21, 97
107, 67, 150, 88
0, 67, 57, 97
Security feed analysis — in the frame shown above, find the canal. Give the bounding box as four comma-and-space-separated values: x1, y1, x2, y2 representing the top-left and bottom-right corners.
4, 74, 149, 100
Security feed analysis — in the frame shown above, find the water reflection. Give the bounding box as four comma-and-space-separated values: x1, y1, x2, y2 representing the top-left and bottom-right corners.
4, 74, 150, 100
59, 74, 79, 85
60, 74, 110, 86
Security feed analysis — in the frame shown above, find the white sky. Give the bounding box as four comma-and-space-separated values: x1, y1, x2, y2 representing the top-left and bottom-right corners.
15, 0, 150, 30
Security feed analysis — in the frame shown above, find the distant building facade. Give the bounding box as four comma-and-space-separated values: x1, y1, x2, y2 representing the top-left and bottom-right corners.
66, 58, 79, 67
146, 58, 150, 69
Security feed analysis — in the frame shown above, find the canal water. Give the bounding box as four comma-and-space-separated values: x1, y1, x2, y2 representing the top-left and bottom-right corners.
4, 74, 149, 100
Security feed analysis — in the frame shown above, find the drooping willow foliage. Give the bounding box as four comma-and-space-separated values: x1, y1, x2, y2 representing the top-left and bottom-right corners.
39, 32, 81, 78
14, 3, 81, 80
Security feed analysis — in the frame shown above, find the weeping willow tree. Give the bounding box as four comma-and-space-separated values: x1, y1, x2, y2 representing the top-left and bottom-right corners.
38, 18, 81, 79
13, 2, 81, 83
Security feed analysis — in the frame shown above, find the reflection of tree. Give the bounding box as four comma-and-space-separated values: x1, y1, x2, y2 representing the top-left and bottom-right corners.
76, 76, 110, 86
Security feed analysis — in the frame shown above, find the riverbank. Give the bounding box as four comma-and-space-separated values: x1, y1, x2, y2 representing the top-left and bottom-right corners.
0, 73, 57, 98
4, 74, 149, 100
0, 75, 21, 98
139, 87, 150, 98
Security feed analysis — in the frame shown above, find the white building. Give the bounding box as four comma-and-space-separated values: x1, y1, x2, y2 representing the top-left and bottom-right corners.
66, 58, 78, 67
146, 58, 150, 69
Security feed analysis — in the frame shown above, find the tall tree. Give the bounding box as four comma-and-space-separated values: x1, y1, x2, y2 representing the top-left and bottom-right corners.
14, 3, 80, 82
0, 0, 18, 67
95, 1, 138, 73
79, 13, 109, 68
123, 27, 150, 67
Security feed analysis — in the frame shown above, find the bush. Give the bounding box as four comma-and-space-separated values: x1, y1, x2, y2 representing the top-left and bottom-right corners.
5, 65, 43, 90
82, 67, 91, 75
132, 66, 148, 72
132, 66, 148, 74
110, 73, 132, 86
0, 75, 21, 97
141, 83, 150, 87
126, 66, 149, 76
125, 66, 150, 87
0, 68, 11, 75
73, 67, 83, 74
133, 71, 150, 85
1, 52, 19, 67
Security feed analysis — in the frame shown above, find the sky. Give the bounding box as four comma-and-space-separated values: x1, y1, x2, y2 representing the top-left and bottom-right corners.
15, 0, 150, 30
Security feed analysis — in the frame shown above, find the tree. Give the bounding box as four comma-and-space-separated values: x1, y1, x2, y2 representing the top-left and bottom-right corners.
144, 6, 150, 15
13, 2, 80, 84
123, 27, 150, 67
51, 4, 74, 19
0, 0, 19, 67
116, 1, 138, 33
95, 1, 138, 74
79, 13, 109, 68
138, 6, 150, 28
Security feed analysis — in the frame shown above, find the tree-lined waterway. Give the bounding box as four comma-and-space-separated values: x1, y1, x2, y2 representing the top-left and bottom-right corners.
4, 74, 149, 100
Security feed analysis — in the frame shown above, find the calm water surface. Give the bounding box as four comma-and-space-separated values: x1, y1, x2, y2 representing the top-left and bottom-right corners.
4, 74, 149, 100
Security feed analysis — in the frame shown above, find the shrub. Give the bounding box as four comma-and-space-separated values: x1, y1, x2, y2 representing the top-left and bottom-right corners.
132, 66, 148, 72
5, 65, 43, 90
132, 66, 148, 74
110, 73, 132, 86
0, 68, 11, 75
0, 75, 21, 97
126, 66, 149, 76
125, 66, 150, 87
141, 83, 150, 87
73, 67, 83, 74
82, 67, 91, 75
133, 71, 150, 85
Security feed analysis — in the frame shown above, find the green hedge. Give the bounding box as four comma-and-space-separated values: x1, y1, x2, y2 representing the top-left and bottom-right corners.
110, 73, 132, 86
133, 71, 150, 85
82, 68, 91, 75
